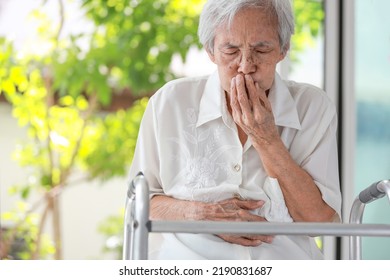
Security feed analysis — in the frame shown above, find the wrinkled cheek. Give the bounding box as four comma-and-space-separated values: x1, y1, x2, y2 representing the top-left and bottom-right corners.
228, 62, 238, 71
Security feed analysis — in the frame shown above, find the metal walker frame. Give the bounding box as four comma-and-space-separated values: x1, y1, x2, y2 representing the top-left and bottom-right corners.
123, 173, 390, 260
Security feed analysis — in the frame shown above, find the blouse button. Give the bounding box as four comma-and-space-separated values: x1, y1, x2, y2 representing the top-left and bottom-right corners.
233, 164, 241, 172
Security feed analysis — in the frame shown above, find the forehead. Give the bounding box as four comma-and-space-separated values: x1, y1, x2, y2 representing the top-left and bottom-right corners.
215, 7, 279, 45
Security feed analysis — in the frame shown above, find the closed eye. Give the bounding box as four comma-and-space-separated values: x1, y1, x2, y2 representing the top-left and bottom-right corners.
220, 44, 239, 55
255, 48, 272, 54
224, 51, 238, 55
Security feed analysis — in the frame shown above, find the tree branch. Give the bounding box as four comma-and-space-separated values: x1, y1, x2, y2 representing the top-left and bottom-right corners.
52, 195, 62, 259
56, 0, 65, 41
31, 198, 51, 260
59, 93, 99, 187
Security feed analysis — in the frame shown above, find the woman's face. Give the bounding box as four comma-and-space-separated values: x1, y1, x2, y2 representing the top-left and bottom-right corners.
207, 7, 286, 96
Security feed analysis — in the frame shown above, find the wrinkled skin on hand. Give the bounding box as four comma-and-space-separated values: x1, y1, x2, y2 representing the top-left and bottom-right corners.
199, 198, 274, 246
230, 74, 279, 147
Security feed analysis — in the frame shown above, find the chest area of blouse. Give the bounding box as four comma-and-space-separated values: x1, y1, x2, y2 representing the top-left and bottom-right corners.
158, 108, 260, 195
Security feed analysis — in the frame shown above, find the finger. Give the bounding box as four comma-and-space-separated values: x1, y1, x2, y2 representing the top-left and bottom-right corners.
230, 77, 242, 118
241, 234, 274, 244
206, 199, 266, 222
219, 208, 266, 223
245, 75, 265, 115
210, 207, 261, 222
217, 198, 263, 212
235, 75, 252, 120
217, 234, 263, 247
203, 200, 246, 220
218, 234, 274, 246
244, 75, 258, 107
234, 199, 265, 210
255, 82, 272, 112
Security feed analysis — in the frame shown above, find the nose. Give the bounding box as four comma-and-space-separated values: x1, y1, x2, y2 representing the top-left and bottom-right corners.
238, 52, 256, 74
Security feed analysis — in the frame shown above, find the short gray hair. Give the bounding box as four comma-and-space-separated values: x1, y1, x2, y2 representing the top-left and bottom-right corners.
198, 0, 295, 54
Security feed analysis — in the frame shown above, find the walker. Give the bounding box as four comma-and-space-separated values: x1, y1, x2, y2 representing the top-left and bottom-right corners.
123, 172, 390, 260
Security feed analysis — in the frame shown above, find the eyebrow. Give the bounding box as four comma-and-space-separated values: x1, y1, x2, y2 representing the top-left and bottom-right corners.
219, 41, 274, 49
251, 41, 274, 48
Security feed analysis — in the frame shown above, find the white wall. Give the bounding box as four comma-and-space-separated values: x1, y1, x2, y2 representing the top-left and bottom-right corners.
0, 103, 128, 259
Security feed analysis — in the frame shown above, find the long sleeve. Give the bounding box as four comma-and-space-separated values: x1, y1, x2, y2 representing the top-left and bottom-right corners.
128, 97, 163, 197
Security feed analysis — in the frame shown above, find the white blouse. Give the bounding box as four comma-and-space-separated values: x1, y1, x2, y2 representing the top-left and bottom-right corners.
128, 71, 342, 260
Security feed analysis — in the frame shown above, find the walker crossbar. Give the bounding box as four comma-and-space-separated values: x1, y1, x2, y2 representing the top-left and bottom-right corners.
124, 173, 390, 260
149, 220, 390, 237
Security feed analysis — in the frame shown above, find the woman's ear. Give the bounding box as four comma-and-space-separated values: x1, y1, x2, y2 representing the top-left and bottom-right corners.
278, 43, 289, 62
206, 48, 216, 64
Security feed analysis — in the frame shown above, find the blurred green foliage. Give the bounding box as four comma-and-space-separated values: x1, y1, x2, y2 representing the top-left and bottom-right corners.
1, 202, 55, 260
97, 208, 125, 259
75, 0, 204, 95
0, 0, 324, 259
0, 0, 202, 259
292, 0, 324, 62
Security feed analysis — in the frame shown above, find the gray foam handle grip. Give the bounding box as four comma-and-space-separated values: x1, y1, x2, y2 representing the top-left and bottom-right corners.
359, 181, 386, 204
127, 172, 144, 198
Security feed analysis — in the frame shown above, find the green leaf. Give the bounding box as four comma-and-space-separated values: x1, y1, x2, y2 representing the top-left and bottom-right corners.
21, 186, 31, 200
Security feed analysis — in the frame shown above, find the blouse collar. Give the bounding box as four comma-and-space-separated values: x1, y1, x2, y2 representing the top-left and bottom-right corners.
196, 71, 301, 131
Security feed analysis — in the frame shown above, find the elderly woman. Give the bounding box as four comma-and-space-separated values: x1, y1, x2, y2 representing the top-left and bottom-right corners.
128, 0, 342, 259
